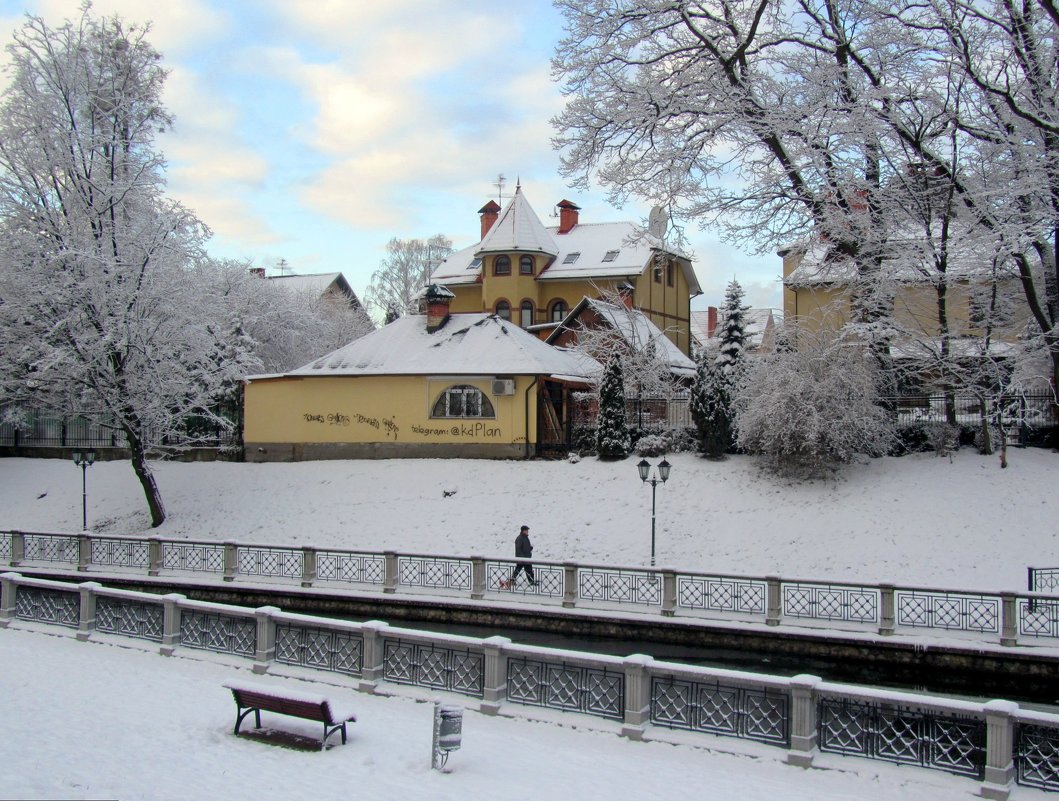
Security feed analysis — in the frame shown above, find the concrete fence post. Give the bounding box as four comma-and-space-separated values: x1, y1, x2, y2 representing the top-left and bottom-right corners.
359, 620, 388, 692
1000, 594, 1018, 647
148, 537, 162, 577
480, 635, 512, 716
0, 572, 19, 626
222, 542, 238, 582
562, 563, 578, 608
787, 674, 822, 767
77, 534, 91, 572
878, 584, 896, 636
77, 581, 101, 641
383, 552, 398, 594
253, 606, 280, 673
159, 593, 186, 657
661, 569, 677, 617
301, 548, 316, 588
766, 576, 782, 626
981, 700, 1018, 800
470, 557, 486, 600
621, 654, 654, 740
10, 531, 24, 567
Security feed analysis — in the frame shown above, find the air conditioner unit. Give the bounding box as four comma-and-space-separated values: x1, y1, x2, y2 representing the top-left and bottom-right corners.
491, 379, 515, 396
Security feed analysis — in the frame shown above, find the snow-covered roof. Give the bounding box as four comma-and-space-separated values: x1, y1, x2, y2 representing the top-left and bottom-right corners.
429, 197, 700, 294
267, 272, 347, 296
548, 298, 696, 377
475, 186, 558, 257
285, 313, 600, 379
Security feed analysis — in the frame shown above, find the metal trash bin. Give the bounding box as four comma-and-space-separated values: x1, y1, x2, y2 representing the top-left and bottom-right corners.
432, 702, 464, 769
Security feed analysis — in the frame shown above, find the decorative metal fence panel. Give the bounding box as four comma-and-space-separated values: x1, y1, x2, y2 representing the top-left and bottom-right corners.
579, 568, 661, 606
275, 624, 363, 676
896, 591, 999, 633
315, 551, 384, 584
818, 698, 985, 778
90, 538, 150, 570
650, 676, 790, 746
162, 542, 224, 573
237, 546, 302, 580
179, 610, 255, 657
507, 657, 624, 721
487, 561, 563, 597
96, 596, 164, 642
0, 535, 10, 561
382, 638, 484, 697
1016, 722, 1059, 791
678, 575, 767, 615
15, 586, 79, 627
1029, 568, 1059, 594
22, 533, 78, 564
783, 583, 879, 623
1020, 600, 1059, 639
399, 556, 472, 591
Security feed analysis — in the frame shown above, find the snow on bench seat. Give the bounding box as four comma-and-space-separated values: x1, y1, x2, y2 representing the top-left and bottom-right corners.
224, 679, 356, 749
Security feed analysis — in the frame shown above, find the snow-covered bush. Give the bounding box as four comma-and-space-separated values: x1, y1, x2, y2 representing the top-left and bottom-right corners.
633, 433, 668, 456
733, 331, 895, 476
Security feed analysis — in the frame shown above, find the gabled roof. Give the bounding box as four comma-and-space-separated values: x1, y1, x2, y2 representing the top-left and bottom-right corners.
547, 297, 696, 377
690, 308, 777, 351
284, 313, 599, 379
475, 186, 558, 257
268, 272, 349, 296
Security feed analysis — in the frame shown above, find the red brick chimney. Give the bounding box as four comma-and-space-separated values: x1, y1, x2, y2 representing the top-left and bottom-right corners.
557, 199, 580, 234
424, 284, 455, 333
250, 267, 266, 279
478, 200, 500, 240
708, 306, 718, 338
617, 281, 635, 309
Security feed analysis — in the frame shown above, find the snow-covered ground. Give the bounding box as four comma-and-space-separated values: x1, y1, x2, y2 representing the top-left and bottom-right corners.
1, 448, 1056, 591
0, 624, 997, 801
3, 450, 1058, 799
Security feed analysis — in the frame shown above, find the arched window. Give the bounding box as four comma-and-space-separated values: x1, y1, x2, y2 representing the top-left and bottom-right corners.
494, 255, 511, 275
520, 300, 534, 328
495, 300, 511, 320
519, 255, 534, 275
432, 385, 495, 418
550, 300, 568, 322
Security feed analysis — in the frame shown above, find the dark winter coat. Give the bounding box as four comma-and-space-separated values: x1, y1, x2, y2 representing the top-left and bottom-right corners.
514, 531, 532, 558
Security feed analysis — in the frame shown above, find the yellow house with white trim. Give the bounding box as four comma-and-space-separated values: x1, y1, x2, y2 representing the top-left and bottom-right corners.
243, 288, 598, 461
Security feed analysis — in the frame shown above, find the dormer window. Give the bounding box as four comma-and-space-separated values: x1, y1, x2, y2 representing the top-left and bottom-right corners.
520, 255, 534, 275
469, 258, 482, 271
603, 250, 619, 262
494, 255, 511, 275
563, 252, 581, 264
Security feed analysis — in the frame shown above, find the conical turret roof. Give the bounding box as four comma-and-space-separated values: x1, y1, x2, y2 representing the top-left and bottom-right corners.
475, 185, 559, 257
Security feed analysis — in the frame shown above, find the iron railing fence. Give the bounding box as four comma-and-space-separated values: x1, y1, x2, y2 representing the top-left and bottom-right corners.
7, 530, 1059, 649
0, 402, 241, 449
889, 391, 1058, 430
1029, 567, 1059, 594
7, 571, 1056, 795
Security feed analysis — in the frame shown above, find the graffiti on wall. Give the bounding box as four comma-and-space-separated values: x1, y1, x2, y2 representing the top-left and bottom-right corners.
303, 411, 400, 440
302, 411, 505, 440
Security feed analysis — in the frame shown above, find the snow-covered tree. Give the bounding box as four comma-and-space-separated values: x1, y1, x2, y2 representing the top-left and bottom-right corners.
717, 280, 749, 380
733, 327, 895, 476
0, 8, 252, 526
365, 235, 452, 322
595, 356, 630, 459
690, 348, 729, 458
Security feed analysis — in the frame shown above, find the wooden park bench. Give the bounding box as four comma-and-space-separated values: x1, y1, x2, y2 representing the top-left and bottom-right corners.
224, 680, 357, 750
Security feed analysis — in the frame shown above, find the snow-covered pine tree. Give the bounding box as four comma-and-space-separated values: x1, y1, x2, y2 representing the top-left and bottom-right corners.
595, 356, 630, 459
717, 279, 749, 380
690, 348, 730, 458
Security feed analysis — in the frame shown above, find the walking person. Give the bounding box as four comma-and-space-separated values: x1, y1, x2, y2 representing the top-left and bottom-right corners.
502, 525, 536, 588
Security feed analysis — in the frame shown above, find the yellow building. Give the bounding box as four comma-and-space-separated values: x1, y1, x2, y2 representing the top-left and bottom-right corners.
243, 288, 598, 461
429, 186, 701, 356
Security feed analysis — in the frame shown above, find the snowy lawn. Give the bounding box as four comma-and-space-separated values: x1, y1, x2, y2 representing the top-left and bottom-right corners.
1, 449, 1055, 591
0, 624, 991, 801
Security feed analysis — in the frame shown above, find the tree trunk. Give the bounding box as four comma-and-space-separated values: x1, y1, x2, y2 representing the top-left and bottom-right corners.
125, 427, 166, 527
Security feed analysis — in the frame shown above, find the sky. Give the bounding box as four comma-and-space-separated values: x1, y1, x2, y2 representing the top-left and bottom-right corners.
0, 0, 782, 318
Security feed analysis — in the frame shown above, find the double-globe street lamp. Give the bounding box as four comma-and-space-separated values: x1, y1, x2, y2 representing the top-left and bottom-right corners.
637, 457, 671, 567
72, 449, 96, 531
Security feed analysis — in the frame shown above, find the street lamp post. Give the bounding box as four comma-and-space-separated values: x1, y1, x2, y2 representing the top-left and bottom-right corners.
637, 457, 671, 567
72, 449, 96, 531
